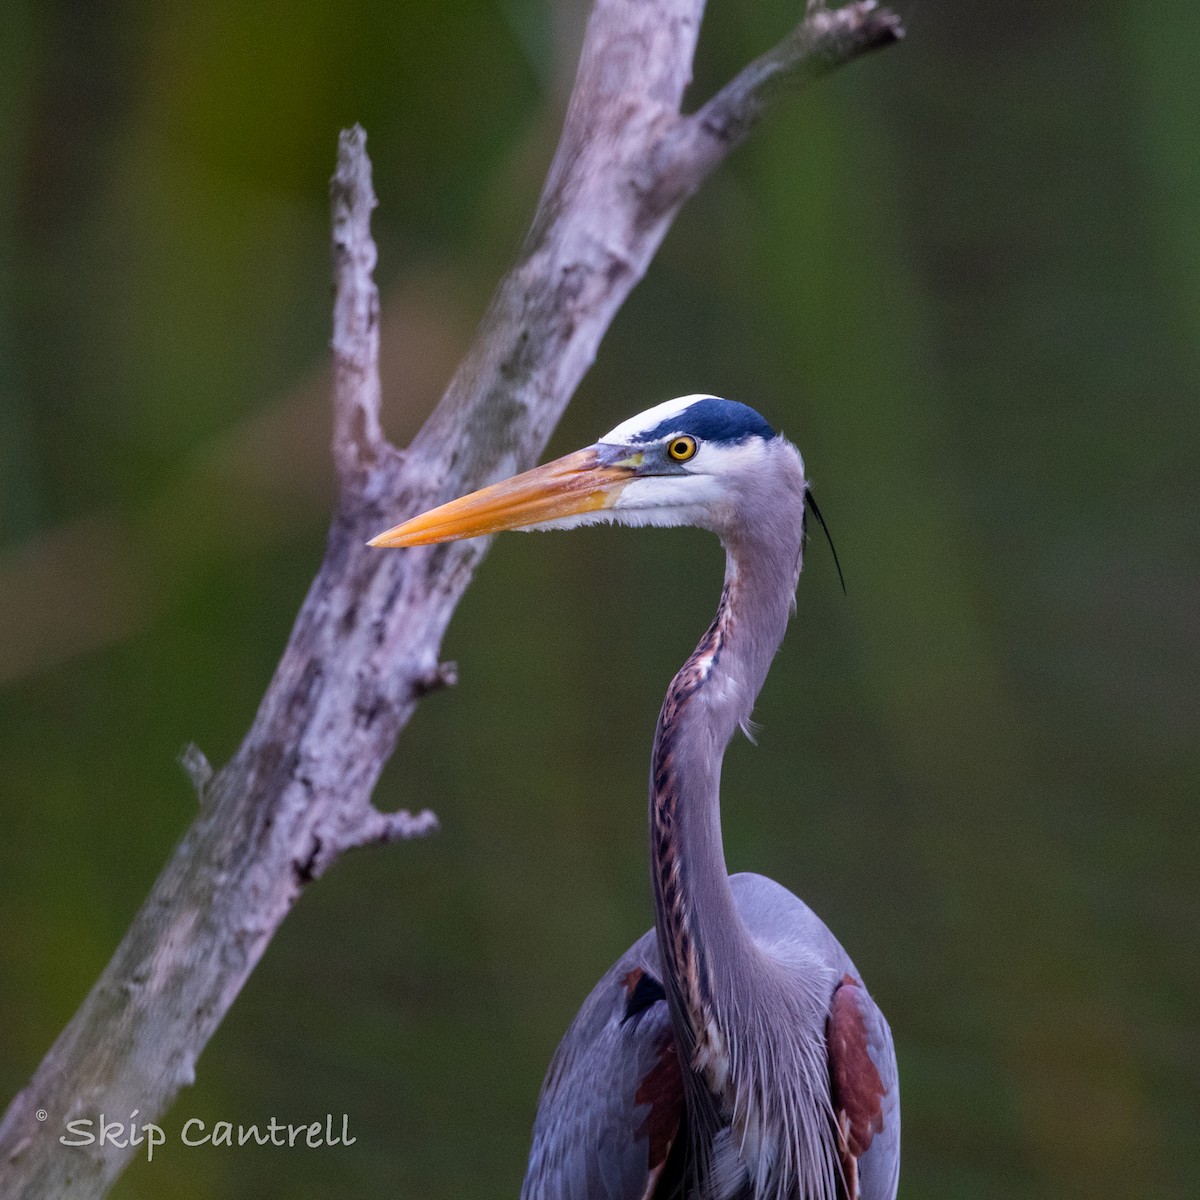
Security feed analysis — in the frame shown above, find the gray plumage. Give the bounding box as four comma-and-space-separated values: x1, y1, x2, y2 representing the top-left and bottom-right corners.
368, 395, 900, 1200
523, 876, 898, 1200
518, 400, 900, 1200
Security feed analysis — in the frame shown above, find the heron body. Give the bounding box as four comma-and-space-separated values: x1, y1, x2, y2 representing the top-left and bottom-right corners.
371, 395, 900, 1200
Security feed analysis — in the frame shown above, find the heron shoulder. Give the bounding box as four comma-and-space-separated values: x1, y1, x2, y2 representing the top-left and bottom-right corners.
729, 872, 859, 982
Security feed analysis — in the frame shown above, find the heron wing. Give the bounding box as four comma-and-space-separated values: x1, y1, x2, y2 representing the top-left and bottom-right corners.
521, 928, 685, 1200
827, 976, 900, 1200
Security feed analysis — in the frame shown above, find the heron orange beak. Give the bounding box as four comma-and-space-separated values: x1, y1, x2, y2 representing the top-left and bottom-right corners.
367, 448, 639, 548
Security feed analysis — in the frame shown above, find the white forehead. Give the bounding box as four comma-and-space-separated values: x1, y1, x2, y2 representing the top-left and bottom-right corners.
600, 394, 718, 444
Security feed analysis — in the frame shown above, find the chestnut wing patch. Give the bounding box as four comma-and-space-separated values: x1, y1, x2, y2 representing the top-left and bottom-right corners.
634, 1028, 683, 1174
616, 967, 684, 1188
827, 975, 887, 1197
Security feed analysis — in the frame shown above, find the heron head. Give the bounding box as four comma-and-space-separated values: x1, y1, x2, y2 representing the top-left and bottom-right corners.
368, 394, 803, 548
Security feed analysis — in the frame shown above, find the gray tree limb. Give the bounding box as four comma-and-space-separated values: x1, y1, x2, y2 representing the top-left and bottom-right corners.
0, 3, 900, 1196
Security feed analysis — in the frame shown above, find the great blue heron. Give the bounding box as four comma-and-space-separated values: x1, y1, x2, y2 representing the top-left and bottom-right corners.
370, 395, 900, 1200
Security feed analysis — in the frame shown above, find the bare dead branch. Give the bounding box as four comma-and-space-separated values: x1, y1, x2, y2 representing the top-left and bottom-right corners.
696, 2, 903, 143
330, 125, 389, 491
412, 660, 459, 698
0, 3, 899, 1196
653, 1, 905, 210
177, 743, 213, 803
336, 808, 441, 856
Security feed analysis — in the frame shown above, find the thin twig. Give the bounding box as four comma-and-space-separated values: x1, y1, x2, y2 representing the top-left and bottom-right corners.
330, 125, 388, 491
653, 2, 904, 209
177, 742, 213, 803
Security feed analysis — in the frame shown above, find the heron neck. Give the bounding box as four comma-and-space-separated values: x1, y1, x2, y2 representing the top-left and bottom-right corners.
649, 520, 801, 1052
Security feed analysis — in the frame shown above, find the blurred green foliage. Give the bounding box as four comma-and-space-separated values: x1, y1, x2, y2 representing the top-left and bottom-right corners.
1, 1, 1197, 1197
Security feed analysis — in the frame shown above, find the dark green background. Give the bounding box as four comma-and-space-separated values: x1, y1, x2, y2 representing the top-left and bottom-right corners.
1, 2, 1196, 1197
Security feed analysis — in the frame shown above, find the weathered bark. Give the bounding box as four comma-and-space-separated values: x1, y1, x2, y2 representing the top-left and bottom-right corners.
0, 3, 900, 1195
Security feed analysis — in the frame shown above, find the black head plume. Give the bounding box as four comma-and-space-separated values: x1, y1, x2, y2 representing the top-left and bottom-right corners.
803, 488, 847, 595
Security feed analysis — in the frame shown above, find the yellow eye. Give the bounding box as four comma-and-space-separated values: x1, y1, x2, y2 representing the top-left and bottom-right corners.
667, 435, 697, 462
